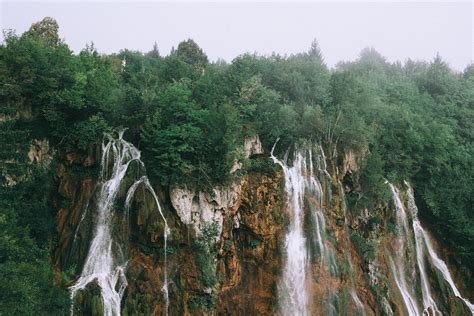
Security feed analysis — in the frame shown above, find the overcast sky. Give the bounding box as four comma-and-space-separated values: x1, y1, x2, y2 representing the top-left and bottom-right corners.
1, 1, 472, 70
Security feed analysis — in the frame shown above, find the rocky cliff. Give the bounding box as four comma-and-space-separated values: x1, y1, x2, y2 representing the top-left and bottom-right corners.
53, 136, 473, 316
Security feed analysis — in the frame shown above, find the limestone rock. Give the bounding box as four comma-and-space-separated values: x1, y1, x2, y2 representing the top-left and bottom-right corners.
170, 181, 244, 236
229, 135, 263, 174
28, 139, 53, 167
243, 135, 263, 158
343, 149, 365, 175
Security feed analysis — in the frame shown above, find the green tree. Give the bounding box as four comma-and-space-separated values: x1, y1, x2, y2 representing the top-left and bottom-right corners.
24, 17, 61, 46
174, 39, 209, 69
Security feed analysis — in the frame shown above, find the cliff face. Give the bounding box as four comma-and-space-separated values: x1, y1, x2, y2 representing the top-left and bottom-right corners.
54, 164, 286, 315
54, 148, 100, 276
53, 137, 473, 316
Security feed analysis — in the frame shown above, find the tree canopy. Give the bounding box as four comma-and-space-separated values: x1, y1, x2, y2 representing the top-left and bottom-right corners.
1, 18, 473, 310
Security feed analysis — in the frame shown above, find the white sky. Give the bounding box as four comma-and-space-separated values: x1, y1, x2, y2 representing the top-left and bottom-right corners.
1, 1, 472, 70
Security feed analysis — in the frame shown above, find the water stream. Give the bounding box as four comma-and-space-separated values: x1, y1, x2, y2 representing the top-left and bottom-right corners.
271, 143, 309, 315
389, 182, 474, 315
388, 183, 420, 316
406, 184, 474, 315
271, 141, 339, 315
70, 130, 169, 316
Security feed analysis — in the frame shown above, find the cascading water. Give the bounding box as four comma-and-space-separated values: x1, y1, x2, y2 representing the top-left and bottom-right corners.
271, 141, 338, 315
350, 289, 365, 314
124, 176, 171, 313
70, 130, 169, 316
405, 184, 440, 316
388, 255, 419, 316
310, 146, 338, 275
271, 143, 309, 315
389, 182, 474, 316
406, 184, 474, 315
388, 183, 420, 316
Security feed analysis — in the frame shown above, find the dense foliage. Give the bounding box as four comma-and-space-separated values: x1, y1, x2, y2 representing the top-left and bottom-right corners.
0, 121, 70, 314
1, 18, 473, 310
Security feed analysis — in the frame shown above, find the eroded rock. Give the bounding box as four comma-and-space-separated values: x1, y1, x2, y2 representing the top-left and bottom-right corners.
170, 180, 244, 236
243, 135, 263, 158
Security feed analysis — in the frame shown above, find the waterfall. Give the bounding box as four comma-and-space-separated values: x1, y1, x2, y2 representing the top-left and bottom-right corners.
313, 209, 338, 276
124, 176, 170, 314
406, 185, 474, 315
389, 182, 474, 315
310, 146, 338, 275
70, 130, 169, 316
405, 185, 440, 315
388, 255, 420, 316
350, 289, 365, 315
388, 183, 420, 316
271, 141, 338, 315
271, 143, 309, 315
419, 227, 474, 314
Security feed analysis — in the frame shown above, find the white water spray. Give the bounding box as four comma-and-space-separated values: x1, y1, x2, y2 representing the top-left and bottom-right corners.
389, 182, 474, 315
271, 141, 339, 315
405, 185, 440, 316
350, 289, 365, 314
271, 141, 309, 315
124, 176, 171, 315
70, 131, 170, 316
388, 183, 420, 316
309, 146, 337, 275
388, 255, 419, 316
406, 185, 474, 315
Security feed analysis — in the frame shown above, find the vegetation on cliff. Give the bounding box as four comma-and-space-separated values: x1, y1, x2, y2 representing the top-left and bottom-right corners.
1, 17, 473, 311
0, 122, 70, 314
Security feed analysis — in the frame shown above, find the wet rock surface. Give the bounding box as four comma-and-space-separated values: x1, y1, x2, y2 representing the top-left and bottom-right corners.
53, 146, 474, 316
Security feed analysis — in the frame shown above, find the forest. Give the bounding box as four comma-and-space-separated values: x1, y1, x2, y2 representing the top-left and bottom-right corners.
0, 18, 473, 314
